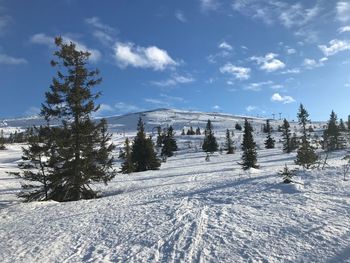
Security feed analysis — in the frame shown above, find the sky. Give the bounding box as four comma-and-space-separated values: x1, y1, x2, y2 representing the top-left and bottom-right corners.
0, 0, 350, 121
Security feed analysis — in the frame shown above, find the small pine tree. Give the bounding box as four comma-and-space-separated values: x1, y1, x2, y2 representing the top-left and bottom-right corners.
181, 129, 185, 135
235, 123, 242, 131
225, 129, 234, 154
290, 133, 299, 151
264, 120, 275, 149
278, 164, 294, 184
11, 126, 52, 201
295, 104, 317, 169
195, 127, 201, 135
120, 138, 134, 174
161, 126, 178, 157
131, 118, 161, 172
339, 118, 347, 132
202, 120, 218, 153
241, 119, 258, 170
281, 119, 292, 153
0, 130, 6, 150
323, 110, 341, 151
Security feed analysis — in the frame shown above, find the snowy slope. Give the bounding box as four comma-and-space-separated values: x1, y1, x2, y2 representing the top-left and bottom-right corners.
1, 109, 349, 263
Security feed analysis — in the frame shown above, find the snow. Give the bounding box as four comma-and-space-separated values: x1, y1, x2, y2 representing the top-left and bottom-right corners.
0, 109, 350, 262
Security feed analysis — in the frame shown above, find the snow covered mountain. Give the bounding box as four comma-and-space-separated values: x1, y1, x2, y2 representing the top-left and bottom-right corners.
1, 109, 349, 263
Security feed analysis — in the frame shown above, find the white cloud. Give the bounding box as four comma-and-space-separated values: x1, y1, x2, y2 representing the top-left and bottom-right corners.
218, 41, 233, 50
279, 3, 320, 28
271, 93, 295, 104
85, 17, 115, 34
244, 80, 273, 91
212, 105, 221, 111
30, 33, 101, 62
286, 48, 296, 55
151, 74, 195, 87
338, 26, 350, 33
319, 39, 350, 56
246, 105, 257, 112
281, 68, 300, 74
0, 14, 11, 34
85, 17, 116, 45
114, 41, 177, 71
251, 53, 285, 72
200, 0, 219, 12
303, 58, 327, 69
0, 54, 27, 65
220, 63, 251, 80
336, 1, 350, 23
175, 10, 187, 22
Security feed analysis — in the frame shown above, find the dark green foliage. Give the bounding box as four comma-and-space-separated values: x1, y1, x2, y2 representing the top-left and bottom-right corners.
0, 130, 6, 150
131, 118, 161, 172
290, 133, 299, 151
281, 119, 292, 153
11, 126, 53, 202
161, 126, 178, 157
195, 127, 201, 135
156, 126, 163, 148
278, 164, 295, 183
181, 129, 185, 135
264, 120, 275, 149
18, 37, 116, 202
202, 120, 218, 153
347, 115, 350, 131
241, 119, 258, 170
187, 126, 195, 135
225, 129, 234, 154
323, 110, 341, 151
339, 118, 347, 132
295, 104, 317, 169
235, 123, 242, 131
120, 138, 134, 174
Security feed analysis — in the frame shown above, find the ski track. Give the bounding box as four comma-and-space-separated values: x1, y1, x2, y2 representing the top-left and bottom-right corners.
1, 110, 350, 262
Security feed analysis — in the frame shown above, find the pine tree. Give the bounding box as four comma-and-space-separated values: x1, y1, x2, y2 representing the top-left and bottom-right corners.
25, 37, 117, 202
202, 119, 218, 153
195, 127, 201, 135
281, 119, 292, 153
323, 110, 341, 151
264, 120, 275, 149
161, 126, 178, 157
225, 129, 234, 154
278, 164, 295, 184
339, 118, 347, 132
347, 115, 350, 131
295, 104, 317, 169
290, 132, 299, 151
235, 123, 242, 131
11, 126, 53, 201
131, 117, 160, 172
120, 138, 134, 174
187, 126, 195, 135
241, 119, 258, 170
0, 130, 6, 150
156, 126, 164, 148
181, 129, 185, 135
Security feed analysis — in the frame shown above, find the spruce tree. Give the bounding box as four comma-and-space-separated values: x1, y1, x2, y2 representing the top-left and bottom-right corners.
295, 104, 317, 168
11, 126, 53, 201
181, 129, 185, 135
195, 127, 201, 135
281, 119, 292, 153
32, 37, 116, 202
339, 118, 347, 132
323, 110, 341, 151
241, 119, 258, 170
156, 126, 164, 148
202, 119, 218, 153
161, 126, 178, 157
131, 118, 160, 172
347, 115, 350, 131
290, 133, 299, 151
225, 129, 234, 154
120, 138, 134, 174
264, 119, 275, 149
0, 130, 6, 150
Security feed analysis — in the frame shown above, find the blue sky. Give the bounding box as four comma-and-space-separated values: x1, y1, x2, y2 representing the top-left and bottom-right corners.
1, 0, 350, 121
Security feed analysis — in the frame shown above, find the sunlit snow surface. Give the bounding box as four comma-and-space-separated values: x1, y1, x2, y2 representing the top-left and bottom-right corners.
0, 109, 349, 263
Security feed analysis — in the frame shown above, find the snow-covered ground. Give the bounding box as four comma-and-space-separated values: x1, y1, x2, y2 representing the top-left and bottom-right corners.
0, 109, 349, 262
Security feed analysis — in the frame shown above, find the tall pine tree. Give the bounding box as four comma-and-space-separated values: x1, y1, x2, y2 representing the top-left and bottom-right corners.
0, 130, 6, 150
161, 126, 178, 157
202, 119, 218, 153
225, 129, 234, 154
295, 104, 317, 168
120, 138, 134, 174
241, 119, 258, 170
323, 110, 341, 151
131, 118, 161, 172
281, 119, 292, 153
264, 119, 275, 149
20, 37, 117, 202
